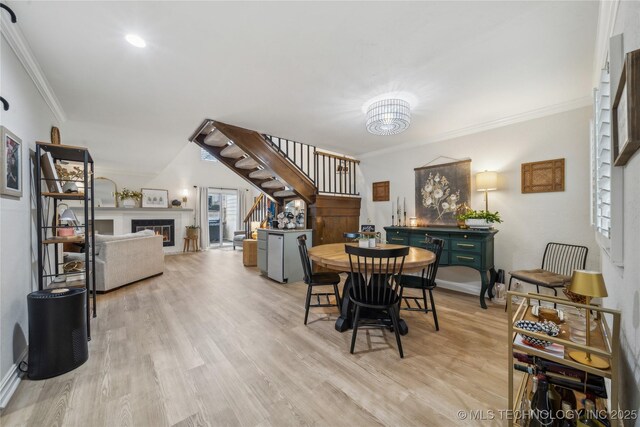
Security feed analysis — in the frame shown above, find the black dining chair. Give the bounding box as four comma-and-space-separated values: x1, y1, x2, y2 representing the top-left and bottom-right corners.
507, 242, 588, 310
397, 236, 444, 331
345, 244, 410, 358
297, 235, 342, 325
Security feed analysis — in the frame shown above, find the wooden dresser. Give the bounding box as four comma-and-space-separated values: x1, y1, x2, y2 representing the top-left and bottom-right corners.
384, 226, 498, 308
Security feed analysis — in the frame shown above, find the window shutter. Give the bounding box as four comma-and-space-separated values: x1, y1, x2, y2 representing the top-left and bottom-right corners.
594, 68, 611, 238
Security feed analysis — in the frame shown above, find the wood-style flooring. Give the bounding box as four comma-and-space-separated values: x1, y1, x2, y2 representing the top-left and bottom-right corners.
1, 249, 511, 426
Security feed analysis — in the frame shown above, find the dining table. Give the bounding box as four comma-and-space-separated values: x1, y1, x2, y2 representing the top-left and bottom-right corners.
307, 242, 436, 334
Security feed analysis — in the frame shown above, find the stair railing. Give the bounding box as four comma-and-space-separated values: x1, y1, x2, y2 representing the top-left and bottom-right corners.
243, 194, 269, 236
264, 134, 360, 197
314, 150, 359, 196
263, 135, 316, 183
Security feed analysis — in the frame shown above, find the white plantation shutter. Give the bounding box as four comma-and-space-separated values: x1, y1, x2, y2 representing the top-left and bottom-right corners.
592, 68, 611, 238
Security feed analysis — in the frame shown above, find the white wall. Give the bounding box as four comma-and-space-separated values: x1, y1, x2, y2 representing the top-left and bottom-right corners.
599, 0, 640, 414
0, 34, 58, 401
359, 107, 599, 293
89, 142, 253, 214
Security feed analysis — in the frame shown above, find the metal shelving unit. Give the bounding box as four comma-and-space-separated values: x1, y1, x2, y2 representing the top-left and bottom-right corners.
35, 142, 96, 339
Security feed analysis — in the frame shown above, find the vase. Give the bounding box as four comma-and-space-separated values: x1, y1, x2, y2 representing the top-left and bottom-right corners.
369, 238, 376, 248
358, 239, 368, 248
122, 198, 136, 208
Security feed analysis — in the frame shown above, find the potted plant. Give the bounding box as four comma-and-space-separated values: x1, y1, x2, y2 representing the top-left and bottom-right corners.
457, 209, 502, 229
115, 188, 142, 208
186, 225, 199, 239
358, 235, 369, 248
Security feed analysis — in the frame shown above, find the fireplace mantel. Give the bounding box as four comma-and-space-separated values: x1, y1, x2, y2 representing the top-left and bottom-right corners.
71, 207, 194, 253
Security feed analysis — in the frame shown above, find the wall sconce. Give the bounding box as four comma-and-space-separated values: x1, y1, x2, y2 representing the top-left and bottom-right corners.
475, 170, 498, 211
181, 189, 189, 204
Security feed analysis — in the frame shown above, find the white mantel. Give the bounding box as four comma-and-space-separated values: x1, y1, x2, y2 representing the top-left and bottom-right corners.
72, 207, 194, 253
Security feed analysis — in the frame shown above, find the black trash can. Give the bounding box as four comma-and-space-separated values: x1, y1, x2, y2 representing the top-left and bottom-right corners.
27, 287, 88, 380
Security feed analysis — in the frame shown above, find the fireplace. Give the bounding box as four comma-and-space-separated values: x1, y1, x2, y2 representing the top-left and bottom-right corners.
132, 219, 175, 247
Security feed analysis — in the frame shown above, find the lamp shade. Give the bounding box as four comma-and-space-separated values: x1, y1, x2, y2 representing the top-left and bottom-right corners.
476, 171, 498, 191
59, 207, 78, 222
250, 221, 261, 231
568, 270, 608, 298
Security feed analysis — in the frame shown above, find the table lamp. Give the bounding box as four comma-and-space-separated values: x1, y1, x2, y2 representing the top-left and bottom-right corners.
567, 270, 609, 369
476, 171, 498, 211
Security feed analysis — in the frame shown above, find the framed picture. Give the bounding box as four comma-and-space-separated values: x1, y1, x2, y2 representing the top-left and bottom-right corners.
521, 158, 565, 193
372, 181, 390, 201
0, 126, 22, 198
141, 188, 169, 208
612, 48, 640, 167
414, 159, 471, 226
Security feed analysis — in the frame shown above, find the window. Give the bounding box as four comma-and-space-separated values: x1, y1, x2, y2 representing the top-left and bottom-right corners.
591, 67, 611, 239
201, 148, 217, 162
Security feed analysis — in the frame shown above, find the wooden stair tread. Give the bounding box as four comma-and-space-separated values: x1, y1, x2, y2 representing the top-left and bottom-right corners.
273, 190, 297, 197
235, 157, 259, 169
203, 130, 229, 147
220, 144, 246, 158
261, 180, 285, 189
249, 169, 274, 179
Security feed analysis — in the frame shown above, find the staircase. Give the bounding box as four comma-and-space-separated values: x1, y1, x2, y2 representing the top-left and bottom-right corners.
189, 119, 362, 244
189, 119, 360, 203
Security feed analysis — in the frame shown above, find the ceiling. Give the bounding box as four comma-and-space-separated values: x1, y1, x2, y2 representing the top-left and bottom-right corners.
7, 1, 598, 172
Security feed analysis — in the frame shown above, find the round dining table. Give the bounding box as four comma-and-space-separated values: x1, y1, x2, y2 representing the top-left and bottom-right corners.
308, 242, 436, 334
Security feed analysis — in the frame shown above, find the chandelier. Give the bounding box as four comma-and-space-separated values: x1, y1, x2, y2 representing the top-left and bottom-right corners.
365, 98, 411, 135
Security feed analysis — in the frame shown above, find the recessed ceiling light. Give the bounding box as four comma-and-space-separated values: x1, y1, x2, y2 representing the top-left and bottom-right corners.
125, 34, 146, 48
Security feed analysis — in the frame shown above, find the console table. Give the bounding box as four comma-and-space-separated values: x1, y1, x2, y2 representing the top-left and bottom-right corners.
384, 226, 498, 309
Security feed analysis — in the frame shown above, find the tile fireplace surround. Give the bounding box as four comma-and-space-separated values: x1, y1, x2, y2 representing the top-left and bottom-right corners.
71, 207, 193, 253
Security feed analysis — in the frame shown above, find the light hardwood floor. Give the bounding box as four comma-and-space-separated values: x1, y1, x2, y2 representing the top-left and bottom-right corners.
2, 249, 512, 426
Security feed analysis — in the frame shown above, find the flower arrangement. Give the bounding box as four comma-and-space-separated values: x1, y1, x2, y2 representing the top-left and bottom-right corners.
420, 172, 461, 221
115, 188, 142, 201
457, 209, 502, 223
186, 225, 200, 229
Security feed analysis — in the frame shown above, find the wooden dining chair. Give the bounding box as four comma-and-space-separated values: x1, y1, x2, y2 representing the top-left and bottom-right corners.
297, 235, 342, 325
345, 244, 410, 358
397, 236, 444, 331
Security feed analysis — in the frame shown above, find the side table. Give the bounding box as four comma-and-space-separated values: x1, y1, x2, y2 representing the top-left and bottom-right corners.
243, 239, 257, 266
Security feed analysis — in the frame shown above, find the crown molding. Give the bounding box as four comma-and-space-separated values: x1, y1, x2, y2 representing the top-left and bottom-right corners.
1, 14, 66, 123
592, 0, 620, 85
360, 96, 592, 159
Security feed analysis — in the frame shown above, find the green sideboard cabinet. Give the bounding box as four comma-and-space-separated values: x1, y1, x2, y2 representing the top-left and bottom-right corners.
384, 226, 498, 309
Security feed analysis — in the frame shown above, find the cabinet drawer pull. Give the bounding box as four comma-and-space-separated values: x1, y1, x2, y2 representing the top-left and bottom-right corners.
390, 237, 404, 242
457, 243, 475, 248
457, 255, 474, 261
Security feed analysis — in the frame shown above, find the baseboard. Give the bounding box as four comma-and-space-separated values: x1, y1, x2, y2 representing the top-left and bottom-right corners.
0, 348, 27, 410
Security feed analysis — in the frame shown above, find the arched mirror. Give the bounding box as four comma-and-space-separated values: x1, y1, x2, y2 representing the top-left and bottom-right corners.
94, 177, 117, 207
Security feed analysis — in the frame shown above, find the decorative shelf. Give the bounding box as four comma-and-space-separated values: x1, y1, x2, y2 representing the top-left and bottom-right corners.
42, 236, 86, 244
42, 192, 86, 199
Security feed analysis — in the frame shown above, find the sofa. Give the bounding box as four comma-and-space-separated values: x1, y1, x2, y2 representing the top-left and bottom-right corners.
95, 230, 164, 292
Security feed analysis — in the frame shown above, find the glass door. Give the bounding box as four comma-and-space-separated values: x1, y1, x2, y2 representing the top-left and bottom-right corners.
208, 189, 239, 248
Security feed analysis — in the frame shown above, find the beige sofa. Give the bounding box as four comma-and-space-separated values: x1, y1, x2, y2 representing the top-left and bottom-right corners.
95, 230, 164, 292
